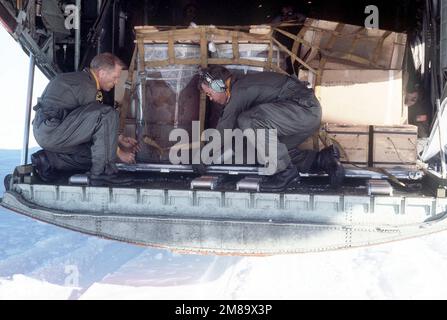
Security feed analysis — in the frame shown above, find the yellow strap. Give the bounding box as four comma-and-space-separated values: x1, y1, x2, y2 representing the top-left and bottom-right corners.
89, 69, 100, 91
225, 78, 232, 100
89, 69, 103, 103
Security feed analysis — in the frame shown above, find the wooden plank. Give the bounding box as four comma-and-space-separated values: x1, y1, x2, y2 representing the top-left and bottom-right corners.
144, 59, 203, 68
372, 125, 418, 165
168, 31, 175, 65
200, 28, 208, 68
134, 26, 159, 32
274, 27, 319, 52
143, 57, 287, 71
139, 39, 200, 44
137, 34, 201, 43
16, 0, 23, 11
199, 27, 208, 136
231, 34, 239, 62
271, 38, 316, 74
136, 28, 201, 42
212, 38, 270, 44
137, 40, 145, 69
136, 27, 271, 43
291, 25, 311, 74
144, 59, 201, 67
207, 58, 277, 69
324, 124, 370, 165
325, 124, 370, 134
136, 27, 199, 36
210, 28, 270, 41
249, 25, 272, 34
144, 60, 170, 68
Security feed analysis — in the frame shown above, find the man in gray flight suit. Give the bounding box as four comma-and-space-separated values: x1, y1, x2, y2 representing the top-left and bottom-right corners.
198, 66, 345, 192
31, 53, 139, 183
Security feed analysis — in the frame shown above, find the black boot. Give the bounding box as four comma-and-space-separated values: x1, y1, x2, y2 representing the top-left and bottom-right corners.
88, 173, 132, 186
4, 174, 12, 191
260, 163, 300, 192
31, 150, 57, 182
87, 169, 134, 186
104, 163, 119, 175
313, 145, 345, 187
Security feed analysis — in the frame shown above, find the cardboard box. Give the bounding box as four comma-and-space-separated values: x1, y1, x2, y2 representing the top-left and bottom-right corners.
296, 18, 408, 127
373, 125, 418, 169
299, 69, 406, 126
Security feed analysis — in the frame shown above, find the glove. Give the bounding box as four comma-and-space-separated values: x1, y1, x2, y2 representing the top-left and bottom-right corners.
192, 163, 207, 175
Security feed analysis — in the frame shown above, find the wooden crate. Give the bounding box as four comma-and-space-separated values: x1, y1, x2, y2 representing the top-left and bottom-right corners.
372, 125, 418, 169
324, 124, 370, 167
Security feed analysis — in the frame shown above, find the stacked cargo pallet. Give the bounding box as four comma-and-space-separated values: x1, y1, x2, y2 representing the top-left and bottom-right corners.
292, 19, 416, 171
116, 20, 417, 170
124, 25, 292, 147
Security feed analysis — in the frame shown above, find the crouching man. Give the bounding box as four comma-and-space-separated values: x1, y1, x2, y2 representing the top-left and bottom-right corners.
198, 66, 345, 192
31, 53, 139, 183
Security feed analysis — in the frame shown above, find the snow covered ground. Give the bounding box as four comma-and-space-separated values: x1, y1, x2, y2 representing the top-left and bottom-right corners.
1, 149, 447, 300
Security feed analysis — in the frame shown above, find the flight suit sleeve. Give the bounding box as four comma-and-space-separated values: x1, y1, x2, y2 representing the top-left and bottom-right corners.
216, 103, 239, 135
215, 88, 252, 136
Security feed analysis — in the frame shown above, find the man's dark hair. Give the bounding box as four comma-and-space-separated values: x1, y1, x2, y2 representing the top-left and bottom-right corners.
90, 53, 126, 71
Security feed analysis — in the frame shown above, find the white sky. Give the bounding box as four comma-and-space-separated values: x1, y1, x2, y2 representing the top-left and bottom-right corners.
0, 25, 49, 150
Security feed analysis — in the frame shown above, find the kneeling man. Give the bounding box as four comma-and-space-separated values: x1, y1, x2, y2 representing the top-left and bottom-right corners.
198, 66, 344, 191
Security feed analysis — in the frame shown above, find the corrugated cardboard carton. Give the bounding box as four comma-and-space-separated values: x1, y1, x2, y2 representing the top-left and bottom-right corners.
299, 69, 405, 126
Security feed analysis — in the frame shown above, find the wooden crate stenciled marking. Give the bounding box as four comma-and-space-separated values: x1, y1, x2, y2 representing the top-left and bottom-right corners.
373, 125, 418, 169
324, 124, 370, 167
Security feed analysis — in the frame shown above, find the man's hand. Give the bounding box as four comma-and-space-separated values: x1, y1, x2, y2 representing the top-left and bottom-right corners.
117, 147, 136, 164
118, 134, 141, 153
